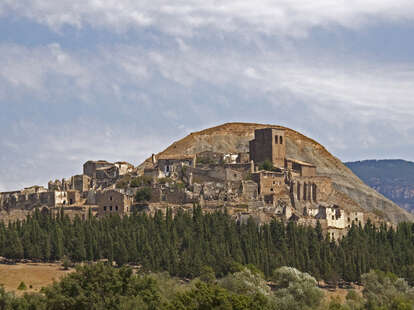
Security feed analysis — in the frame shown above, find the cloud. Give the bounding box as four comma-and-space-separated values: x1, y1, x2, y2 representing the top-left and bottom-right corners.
0, 117, 169, 191
2, 0, 414, 37
2, 2, 414, 192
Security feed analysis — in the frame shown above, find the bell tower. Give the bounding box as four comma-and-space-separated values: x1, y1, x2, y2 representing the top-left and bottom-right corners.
249, 128, 286, 168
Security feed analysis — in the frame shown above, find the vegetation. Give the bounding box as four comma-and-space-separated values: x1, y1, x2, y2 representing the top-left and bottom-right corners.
130, 176, 153, 188
158, 177, 173, 185
2, 207, 414, 287
259, 159, 274, 171
17, 281, 26, 291
2, 263, 414, 309
115, 175, 131, 189
258, 160, 281, 172
135, 187, 152, 202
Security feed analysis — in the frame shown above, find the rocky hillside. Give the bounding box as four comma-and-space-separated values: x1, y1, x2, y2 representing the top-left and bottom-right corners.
142, 122, 413, 223
346, 160, 414, 214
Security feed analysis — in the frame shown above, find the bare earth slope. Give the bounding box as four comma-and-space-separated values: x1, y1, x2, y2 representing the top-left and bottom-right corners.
143, 122, 413, 223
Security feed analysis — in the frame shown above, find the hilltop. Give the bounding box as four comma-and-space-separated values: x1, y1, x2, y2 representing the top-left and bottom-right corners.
142, 122, 413, 223
2, 122, 413, 237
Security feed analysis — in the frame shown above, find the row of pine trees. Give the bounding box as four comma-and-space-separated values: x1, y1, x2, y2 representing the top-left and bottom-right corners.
1, 207, 414, 283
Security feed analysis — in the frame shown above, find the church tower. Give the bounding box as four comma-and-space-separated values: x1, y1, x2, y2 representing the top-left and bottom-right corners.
249, 128, 286, 168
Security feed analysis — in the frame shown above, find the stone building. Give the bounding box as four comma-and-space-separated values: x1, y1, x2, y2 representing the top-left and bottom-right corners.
67, 190, 81, 205
114, 162, 134, 175
71, 174, 91, 192
249, 128, 286, 168
316, 205, 364, 230
96, 189, 132, 217
251, 170, 285, 196
156, 154, 196, 178
286, 159, 316, 177
83, 160, 114, 179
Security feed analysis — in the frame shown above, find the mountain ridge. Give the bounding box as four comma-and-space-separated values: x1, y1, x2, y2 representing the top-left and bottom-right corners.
346, 159, 414, 213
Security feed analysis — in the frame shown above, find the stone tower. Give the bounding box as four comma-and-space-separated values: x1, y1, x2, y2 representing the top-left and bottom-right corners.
249, 128, 286, 168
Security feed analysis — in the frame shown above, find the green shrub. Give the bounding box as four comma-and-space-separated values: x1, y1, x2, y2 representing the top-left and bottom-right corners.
259, 160, 273, 171
17, 281, 27, 291
115, 175, 131, 189
272, 267, 324, 310
130, 176, 153, 188
135, 187, 152, 202
158, 177, 172, 185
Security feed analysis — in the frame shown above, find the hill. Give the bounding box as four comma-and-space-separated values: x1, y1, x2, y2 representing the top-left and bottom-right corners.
346, 159, 414, 213
141, 122, 413, 223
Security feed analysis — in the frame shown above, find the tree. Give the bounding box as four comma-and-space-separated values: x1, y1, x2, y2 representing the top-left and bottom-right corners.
135, 187, 151, 202
259, 160, 273, 171
272, 267, 324, 310
17, 281, 27, 291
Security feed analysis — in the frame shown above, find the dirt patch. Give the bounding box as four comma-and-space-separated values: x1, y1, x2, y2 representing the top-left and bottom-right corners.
0, 263, 73, 295
323, 285, 363, 304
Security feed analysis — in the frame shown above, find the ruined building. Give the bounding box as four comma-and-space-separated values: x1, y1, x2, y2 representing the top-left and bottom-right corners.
0, 125, 382, 240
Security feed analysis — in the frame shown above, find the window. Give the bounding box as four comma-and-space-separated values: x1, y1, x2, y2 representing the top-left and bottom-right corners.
110, 206, 113, 211
104, 206, 107, 211
110, 196, 112, 201
115, 206, 118, 211
270, 188, 274, 192
275, 135, 279, 144
280, 136, 283, 144
347, 217, 350, 222
234, 174, 237, 178
332, 215, 335, 220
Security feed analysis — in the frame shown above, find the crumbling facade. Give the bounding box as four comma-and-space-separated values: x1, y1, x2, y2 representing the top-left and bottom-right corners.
96, 189, 132, 217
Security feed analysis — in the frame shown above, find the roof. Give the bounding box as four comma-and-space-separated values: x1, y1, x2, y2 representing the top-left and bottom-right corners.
286, 158, 316, 167
115, 161, 134, 166
253, 170, 284, 176
157, 154, 195, 160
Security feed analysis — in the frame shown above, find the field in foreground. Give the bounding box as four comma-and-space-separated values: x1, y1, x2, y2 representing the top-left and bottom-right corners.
0, 263, 72, 295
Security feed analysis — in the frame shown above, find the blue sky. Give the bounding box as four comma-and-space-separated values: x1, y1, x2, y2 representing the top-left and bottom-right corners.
1, 1, 414, 191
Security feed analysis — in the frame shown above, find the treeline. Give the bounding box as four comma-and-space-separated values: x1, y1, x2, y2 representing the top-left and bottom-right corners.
1, 207, 414, 283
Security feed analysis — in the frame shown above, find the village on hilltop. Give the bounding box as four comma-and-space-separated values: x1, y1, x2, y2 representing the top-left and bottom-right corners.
0, 128, 378, 239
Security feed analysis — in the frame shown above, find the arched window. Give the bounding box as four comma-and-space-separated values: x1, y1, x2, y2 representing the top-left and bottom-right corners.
275, 135, 279, 144
280, 136, 283, 144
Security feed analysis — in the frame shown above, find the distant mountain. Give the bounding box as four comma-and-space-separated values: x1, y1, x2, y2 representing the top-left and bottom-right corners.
346, 160, 414, 213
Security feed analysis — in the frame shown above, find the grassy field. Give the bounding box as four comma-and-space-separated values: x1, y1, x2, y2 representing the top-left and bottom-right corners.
0, 263, 73, 295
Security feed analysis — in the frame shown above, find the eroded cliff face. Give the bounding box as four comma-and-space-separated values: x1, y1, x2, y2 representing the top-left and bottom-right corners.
141, 122, 413, 223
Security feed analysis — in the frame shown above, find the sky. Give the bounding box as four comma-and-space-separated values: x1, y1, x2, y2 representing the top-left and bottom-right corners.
1, 1, 414, 191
